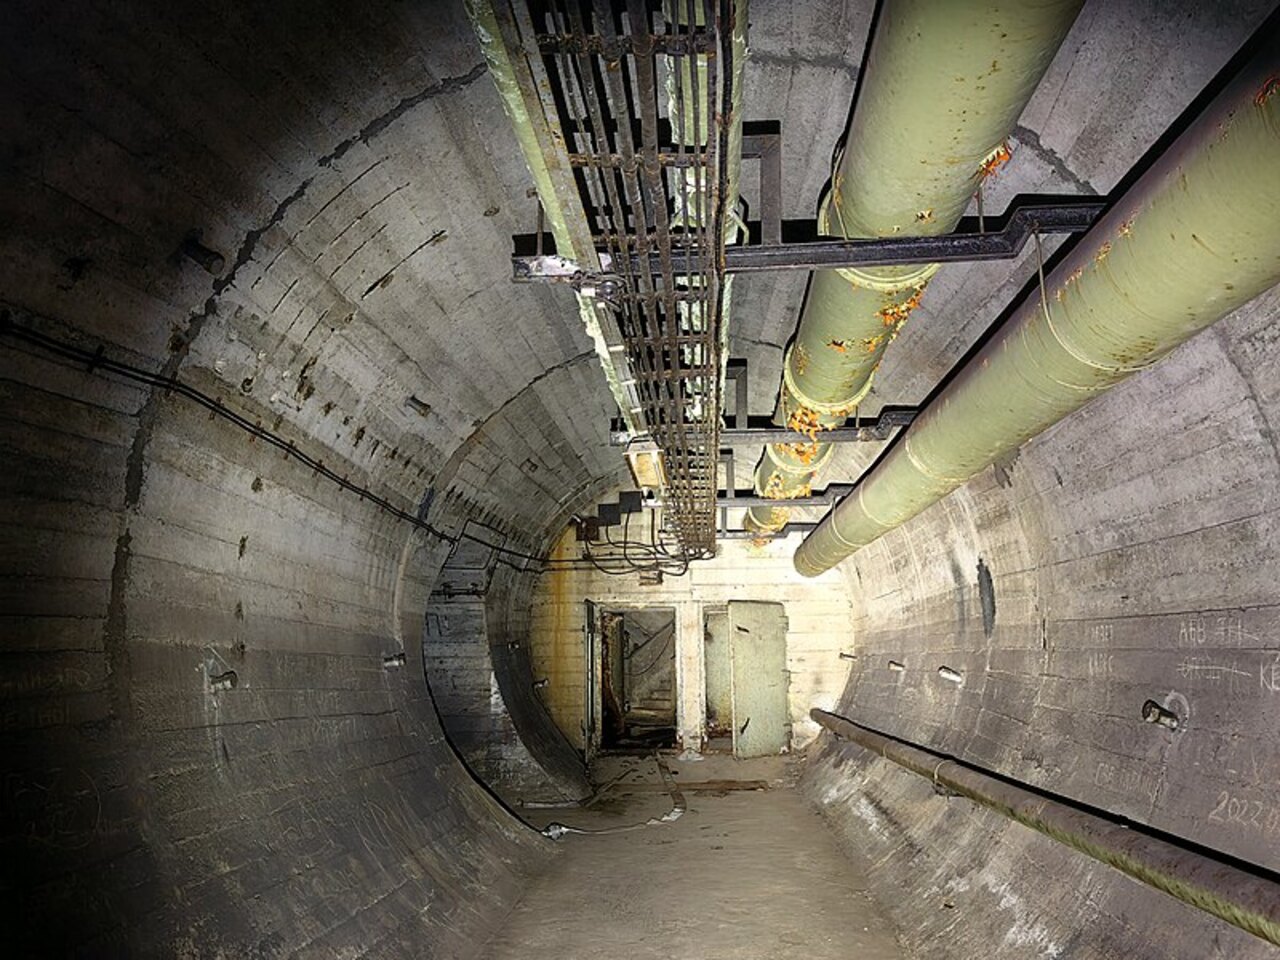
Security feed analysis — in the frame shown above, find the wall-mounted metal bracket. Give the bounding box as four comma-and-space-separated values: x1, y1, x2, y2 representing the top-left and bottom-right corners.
741, 122, 782, 246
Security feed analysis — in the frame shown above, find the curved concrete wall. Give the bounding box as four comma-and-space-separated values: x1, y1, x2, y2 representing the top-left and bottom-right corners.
805, 283, 1280, 957
4, 0, 1279, 956
487, 565, 596, 799
0, 1, 618, 953
801, 3, 1280, 954
3, 281, 561, 953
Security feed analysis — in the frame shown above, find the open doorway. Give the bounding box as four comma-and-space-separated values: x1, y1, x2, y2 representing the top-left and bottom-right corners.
598, 607, 677, 750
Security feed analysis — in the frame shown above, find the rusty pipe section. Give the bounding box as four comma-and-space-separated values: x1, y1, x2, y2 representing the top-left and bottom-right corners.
745, 0, 1083, 533
794, 22, 1280, 575
812, 708, 1280, 947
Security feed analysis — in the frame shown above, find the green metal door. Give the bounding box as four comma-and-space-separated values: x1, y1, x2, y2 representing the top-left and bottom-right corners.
704, 609, 732, 735
583, 600, 599, 760
728, 601, 789, 758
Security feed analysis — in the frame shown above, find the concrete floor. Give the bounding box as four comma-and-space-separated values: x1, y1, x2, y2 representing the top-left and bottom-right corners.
481, 754, 904, 959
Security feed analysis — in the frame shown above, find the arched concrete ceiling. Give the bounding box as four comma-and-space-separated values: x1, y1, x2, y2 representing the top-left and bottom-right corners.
3, 0, 1279, 956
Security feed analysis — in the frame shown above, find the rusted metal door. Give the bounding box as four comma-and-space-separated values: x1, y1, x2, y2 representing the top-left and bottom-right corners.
728, 601, 789, 758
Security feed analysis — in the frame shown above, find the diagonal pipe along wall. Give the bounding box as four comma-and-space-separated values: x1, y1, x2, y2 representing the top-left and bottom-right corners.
795, 15, 1280, 576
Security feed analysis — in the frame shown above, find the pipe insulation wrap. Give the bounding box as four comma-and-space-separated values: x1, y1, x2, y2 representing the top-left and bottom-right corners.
795, 31, 1280, 576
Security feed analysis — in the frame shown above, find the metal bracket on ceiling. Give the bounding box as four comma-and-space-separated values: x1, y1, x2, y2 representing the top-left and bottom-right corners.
513, 197, 1107, 283
644, 484, 854, 511
610, 411, 916, 447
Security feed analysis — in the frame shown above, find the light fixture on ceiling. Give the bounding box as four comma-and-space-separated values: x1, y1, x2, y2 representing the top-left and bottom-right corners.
624, 437, 667, 491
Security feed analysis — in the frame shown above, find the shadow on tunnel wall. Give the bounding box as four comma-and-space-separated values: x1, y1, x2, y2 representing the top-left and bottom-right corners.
487, 566, 594, 800
0, 0, 587, 954
419, 538, 590, 806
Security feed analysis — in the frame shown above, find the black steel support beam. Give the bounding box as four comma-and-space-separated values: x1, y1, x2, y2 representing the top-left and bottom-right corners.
720, 523, 816, 539
645, 485, 853, 509
741, 123, 781, 246
726, 359, 749, 429
713, 490, 848, 508
719, 199, 1104, 273
720, 408, 916, 445
512, 198, 1106, 282
610, 408, 916, 447
812, 708, 1280, 948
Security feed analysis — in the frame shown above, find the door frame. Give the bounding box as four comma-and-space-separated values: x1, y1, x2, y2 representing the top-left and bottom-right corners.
588, 602, 679, 752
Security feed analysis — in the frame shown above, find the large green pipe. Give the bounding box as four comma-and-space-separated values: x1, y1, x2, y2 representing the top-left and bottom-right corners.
745, 0, 1083, 532
795, 30, 1280, 576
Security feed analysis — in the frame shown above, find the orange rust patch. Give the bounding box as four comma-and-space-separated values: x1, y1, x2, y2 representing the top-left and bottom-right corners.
878, 288, 923, 327
1256, 75, 1280, 106
1093, 241, 1112, 265
785, 441, 821, 464
763, 472, 789, 500
827, 339, 850, 353
787, 406, 824, 442
979, 142, 1011, 179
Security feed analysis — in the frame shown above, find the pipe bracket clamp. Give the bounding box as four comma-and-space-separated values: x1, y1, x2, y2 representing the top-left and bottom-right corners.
837, 260, 940, 293
783, 346, 876, 416
817, 197, 942, 293
765, 440, 835, 473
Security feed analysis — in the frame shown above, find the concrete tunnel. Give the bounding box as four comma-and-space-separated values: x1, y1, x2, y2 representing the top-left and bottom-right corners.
4, 0, 1280, 956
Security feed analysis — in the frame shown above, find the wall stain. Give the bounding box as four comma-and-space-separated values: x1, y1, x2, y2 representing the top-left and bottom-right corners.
977, 558, 996, 639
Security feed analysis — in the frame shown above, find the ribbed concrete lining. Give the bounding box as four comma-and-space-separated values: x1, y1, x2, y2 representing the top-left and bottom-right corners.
0, 2, 615, 954
4, 1, 1280, 957
804, 281, 1280, 957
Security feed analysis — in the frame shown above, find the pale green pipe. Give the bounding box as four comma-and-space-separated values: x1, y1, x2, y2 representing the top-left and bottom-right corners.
795, 39, 1280, 576
746, 0, 1082, 532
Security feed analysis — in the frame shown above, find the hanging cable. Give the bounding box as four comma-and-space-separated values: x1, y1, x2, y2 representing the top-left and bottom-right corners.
623, 620, 675, 660
0, 310, 720, 578
626, 625, 676, 677
1, 313, 558, 570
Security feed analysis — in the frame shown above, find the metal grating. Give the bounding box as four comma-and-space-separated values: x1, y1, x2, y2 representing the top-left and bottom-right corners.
525, 0, 739, 555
